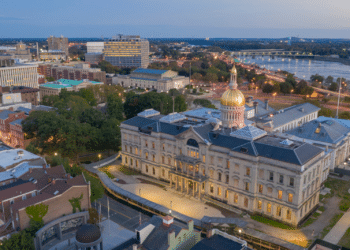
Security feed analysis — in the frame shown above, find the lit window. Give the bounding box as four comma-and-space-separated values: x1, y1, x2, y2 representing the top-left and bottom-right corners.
227, 160, 230, 169
245, 182, 250, 191
152, 142, 155, 149
145, 140, 148, 147
210, 184, 214, 193
278, 190, 283, 199
202, 155, 206, 163
162, 144, 165, 150
234, 179, 239, 187
225, 190, 228, 199
258, 200, 262, 209
135, 148, 138, 155
258, 184, 263, 193
286, 210, 292, 220
246, 167, 251, 176
276, 206, 281, 217
234, 194, 238, 203
267, 203, 271, 213
217, 187, 222, 196
145, 152, 148, 160
288, 193, 293, 203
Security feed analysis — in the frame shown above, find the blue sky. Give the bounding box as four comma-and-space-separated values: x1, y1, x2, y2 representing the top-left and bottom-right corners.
1, 0, 350, 38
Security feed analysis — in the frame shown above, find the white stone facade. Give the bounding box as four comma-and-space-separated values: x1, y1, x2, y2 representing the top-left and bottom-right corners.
0, 64, 39, 88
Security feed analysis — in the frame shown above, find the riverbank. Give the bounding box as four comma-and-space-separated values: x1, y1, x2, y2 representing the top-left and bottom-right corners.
280, 55, 350, 66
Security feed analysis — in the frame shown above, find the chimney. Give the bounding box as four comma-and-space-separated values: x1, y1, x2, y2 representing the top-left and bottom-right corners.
132, 244, 138, 250
187, 220, 194, 232
168, 230, 176, 246
163, 215, 174, 227
9, 107, 13, 111
265, 99, 269, 111
42, 164, 46, 169
253, 101, 258, 115
206, 229, 214, 238
67, 173, 71, 179
52, 179, 56, 185
29, 168, 32, 174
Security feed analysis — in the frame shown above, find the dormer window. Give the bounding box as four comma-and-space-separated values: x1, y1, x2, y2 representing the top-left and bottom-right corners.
315, 127, 321, 134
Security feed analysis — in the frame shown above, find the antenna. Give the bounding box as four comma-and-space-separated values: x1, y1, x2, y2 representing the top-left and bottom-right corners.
336, 77, 341, 118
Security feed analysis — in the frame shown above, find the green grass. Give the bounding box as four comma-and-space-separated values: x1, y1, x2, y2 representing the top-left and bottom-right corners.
320, 212, 344, 239
322, 178, 350, 210
251, 215, 295, 230
83, 172, 104, 202
302, 217, 316, 228
98, 166, 115, 179
318, 206, 325, 212
339, 227, 350, 248
119, 166, 140, 175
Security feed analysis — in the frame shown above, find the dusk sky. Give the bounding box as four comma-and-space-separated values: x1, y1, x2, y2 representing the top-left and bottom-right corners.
1, 0, 350, 38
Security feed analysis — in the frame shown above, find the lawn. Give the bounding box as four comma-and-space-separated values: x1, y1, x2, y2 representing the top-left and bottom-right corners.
98, 166, 115, 179
250, 215, 295, 230
320, 212, 344, 239
83, 172, 104, 202
119, 166, 140, 175
339, 227, 350, 248
323, 177, 350, 211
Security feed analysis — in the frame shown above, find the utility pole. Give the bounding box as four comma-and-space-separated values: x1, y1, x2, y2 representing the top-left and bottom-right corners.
189, 62, 191, 84
336, 77, 342, 118
107, 197, 110, 235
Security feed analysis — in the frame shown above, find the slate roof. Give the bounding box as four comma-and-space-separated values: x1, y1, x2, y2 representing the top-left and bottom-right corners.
191, 234, 244, 250
318, 116, 350, 129
0, 110, 15, 120
259, 103, 320, 128
17, 107, 31, 115
287, 119, 350, 144
245, 99, 275, 117
122, 116, 158, 128
9, 119, 23, 126
137, 216, 184, 250
132, 68, 168, 75
230, 125, 267, 140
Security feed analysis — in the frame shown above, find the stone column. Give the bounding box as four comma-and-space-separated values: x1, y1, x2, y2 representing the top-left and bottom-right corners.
58, 224, 62, 240
199, 182, 202, 199
187, 180, 190, 195
170, 174, 172, 188
175, 176, 178, 190
187, 165, 190, 175
193, 182, 195, 197
193, 166, 196, 177
181, 178, 183, 193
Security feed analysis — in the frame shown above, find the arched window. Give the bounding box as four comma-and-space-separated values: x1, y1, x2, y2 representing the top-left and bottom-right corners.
187, 139, 199, 148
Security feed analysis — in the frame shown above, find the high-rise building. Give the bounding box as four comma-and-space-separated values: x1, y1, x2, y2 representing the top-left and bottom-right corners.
104, 35, 149, 68
47, 35, 69, 56
0, 63, 39, 88
86, 42, 104, 53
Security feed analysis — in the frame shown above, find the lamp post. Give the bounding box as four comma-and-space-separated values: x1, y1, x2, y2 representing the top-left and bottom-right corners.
98, 154, 101, 168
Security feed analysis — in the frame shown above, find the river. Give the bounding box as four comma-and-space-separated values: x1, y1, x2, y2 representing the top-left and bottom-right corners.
236, 55, 350, 81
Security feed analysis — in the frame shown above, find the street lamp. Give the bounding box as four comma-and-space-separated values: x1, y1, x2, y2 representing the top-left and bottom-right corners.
54, 152, 57, 156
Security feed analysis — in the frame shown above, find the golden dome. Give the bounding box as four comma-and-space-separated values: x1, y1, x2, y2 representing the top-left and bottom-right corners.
220, 88, 245, 107
231, 65, 237, 74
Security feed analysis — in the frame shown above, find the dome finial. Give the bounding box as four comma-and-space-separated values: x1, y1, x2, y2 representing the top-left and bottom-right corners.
229, 65, 238, 90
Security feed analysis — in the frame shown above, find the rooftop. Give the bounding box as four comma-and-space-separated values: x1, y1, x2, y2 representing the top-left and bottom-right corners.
132, 68, 169, 75
0, 149, 42, 169
41, 79, 102, 89
191, 234, 244, 250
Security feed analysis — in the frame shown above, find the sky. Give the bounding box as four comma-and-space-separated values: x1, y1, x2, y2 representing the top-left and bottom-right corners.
1, 0, 350, 38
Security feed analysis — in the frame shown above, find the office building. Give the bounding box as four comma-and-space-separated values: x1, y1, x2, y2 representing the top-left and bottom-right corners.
47, 35, 69, 56
85, 53, 103, 65
40, 50, 67, 61
86, 42, 104, 53
113, 68, 189, 92
120, 66, 329, 227
0, 63, 39, 88
50, 64, 106, 83
104, 35, 149, 68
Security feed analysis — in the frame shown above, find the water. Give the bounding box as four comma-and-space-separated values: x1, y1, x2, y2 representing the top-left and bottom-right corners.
237, 55, 350, 81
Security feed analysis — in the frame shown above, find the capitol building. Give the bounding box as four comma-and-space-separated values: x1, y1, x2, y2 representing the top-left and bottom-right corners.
120, 66, 349, 227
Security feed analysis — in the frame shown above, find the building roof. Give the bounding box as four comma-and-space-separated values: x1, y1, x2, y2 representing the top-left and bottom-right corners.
258, 102, 320, 129
318, 116, 350, 129
230, 125, 267, 140
245, 99, 275, 117
41, 79, 101, 89
17, 107, 31, 114
191, 234, 244, 250
0, 161, 45, 183
0, 181, 36, 201
137, 216, 184, 250
0, 149, 42, 169
132, 68, 169, 75
9, 119, 23, 126
287, 119, 350, 144
76, 224, 101, 243
0, 110, 15, 120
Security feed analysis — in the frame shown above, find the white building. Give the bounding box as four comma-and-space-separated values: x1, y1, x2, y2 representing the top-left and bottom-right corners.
120, 67, 328, 227
86, 42, 104, 54
0, 63, 39, 88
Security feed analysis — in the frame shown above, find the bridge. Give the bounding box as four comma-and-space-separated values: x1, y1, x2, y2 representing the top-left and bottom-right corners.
232, 49, 305, 56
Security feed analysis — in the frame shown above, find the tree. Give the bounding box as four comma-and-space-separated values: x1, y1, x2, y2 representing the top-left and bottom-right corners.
296, 80, 314, 95
285, 74, 297, 88
325, 75, 334, 84
174, 95, 187, 112
193, 99, 216, 109
339, 111, 350, 120
328, 82, 338, 91
69, 193, 84, 213
106, 93, 124, 120
45, 76, 55, 82
204, 72, 218, 83
100, 118, 121, 152
280, 82, 293, 94
319, 107, 333, 117
79, 88, 97, 106
310, 74, 324, 83
25, 203, 49, 222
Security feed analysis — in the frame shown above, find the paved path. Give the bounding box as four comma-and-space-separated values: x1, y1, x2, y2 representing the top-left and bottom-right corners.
323, 210, 349, 244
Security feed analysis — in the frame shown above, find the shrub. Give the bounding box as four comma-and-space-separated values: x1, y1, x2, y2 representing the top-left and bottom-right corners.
251, 215, 295, 230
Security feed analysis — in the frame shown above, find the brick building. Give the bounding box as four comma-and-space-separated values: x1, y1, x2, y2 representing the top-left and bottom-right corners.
51, 64, 106, 83
38, 64, 52, 78
10, 87, 40, 106
0, 109, 27, 148
0, 165, 90, 231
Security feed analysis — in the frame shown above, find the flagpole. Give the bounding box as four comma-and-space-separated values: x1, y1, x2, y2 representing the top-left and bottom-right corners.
336, 77, 341, 118
107, 196, 110, 235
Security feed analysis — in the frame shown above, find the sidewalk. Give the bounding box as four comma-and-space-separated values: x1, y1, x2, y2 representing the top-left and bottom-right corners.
323, 210, 350, 244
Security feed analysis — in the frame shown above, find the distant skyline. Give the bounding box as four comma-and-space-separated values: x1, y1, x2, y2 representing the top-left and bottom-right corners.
1, 0, 350, 38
